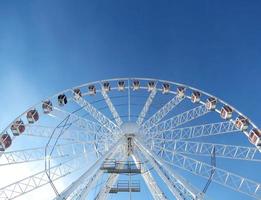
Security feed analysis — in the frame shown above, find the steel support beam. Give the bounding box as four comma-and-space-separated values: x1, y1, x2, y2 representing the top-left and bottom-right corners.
151, 139, 260, 161
100, 83, 123, 126
148, 121, 237, 141
154, 148, 261, 199
95, 151, 128, 200
55, 138, 123, 200
73, 94, 121, 138
134, 138, 203, 200
0, 156, 83, 200
141, 94, 184, 131
143, 104, 210, 138
136, 87, 157, 126
132, 153, 167, 200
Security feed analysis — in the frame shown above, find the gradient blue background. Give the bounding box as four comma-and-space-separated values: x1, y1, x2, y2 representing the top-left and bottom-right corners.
0, 0, 261, 199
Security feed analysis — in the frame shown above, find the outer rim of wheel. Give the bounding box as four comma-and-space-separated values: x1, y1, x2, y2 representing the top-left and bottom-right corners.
1, 77, 260, 150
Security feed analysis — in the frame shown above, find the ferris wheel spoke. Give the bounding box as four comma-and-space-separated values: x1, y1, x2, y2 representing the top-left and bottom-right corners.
50, 107, 109, 136
134, 138, 204, 200
95, 174, 119, 200
1, 78, 261, 200
148, 121, 238, 141
67, 170, 105, 200
136, 85, 158, 126
94, 151, 128, 200
140, 94, 185, 131
25, 123, 109, 140
0, 154, 84, 200
55, 137, 124, 200
132, 150, 168, 200
100, 82, 123, 127
0, 139, 105, 167
66, 151, 124, 200
143, 104, 210, 138
72, 92, 121, 137
155, 148, 261, 199
152, 140, 260, 161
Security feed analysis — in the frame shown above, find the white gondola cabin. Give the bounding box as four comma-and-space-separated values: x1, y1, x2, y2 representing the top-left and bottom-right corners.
88, 85, 96, 95
73, 88, 82, 100
11, 120, 25, 136
177, 87, 185, 98
220, 105, 233, 120
58, 94, 67, 106
235, 116, 249, 131
103, 82, 111, 92
248, 128, 261, 146
162, 83, 170, 94
26, 109, 39, 124
42, 100, 53, 114
191, 91, 201, 103
132, 80, 140, 91
147, 81, 155, 92
0, 133, 12, 151
205, 97, 217, 110
118, 81, 125, 91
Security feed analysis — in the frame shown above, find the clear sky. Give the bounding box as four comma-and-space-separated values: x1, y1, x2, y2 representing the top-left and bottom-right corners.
0, 0, 261, 199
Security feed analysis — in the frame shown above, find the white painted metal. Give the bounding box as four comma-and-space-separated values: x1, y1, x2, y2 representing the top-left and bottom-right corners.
95, 174, 119, 200
72, 93, 121, 137
141, 94, 185, 131
151, 140, 260, 161
0, 142, 89, 166
95, 153, 128, 200
134, 138, 203, 200
132, 152, 168, 200
55, 138, 123, 200
0, 155, 83, 200
100, 82, 123, 126
143, 104, 210, 135
148, 121, 237, 141
1, 77, 261, 200
153, 148, 261, 199
136, 86, 157, 125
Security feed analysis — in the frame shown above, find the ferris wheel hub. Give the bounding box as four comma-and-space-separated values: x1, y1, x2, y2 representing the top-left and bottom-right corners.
121, 122, 140, 135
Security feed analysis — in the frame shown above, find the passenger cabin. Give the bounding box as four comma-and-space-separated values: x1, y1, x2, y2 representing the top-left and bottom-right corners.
0, 134, 12, 151
191, 91, 201, 103
88, 85, 96, 95
58, 94, 67, 106
26, 109, 39, 124
42, 100, 53, 114
162, 83, 170, 94
132, 80, 140, 91
103, 82, 111, 92
73, 88, 82, 100
11, 120, 25, 136
206, 97, 217, 110
235, 116, 249, 131
147, 81, 155, 92
118, 80, 125, 91
248, 128, 261, 146
177, 87, 185, 98
220, 105, 233, 120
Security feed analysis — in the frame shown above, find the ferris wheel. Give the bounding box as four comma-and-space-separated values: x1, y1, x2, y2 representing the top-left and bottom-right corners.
0, 77, 261, 200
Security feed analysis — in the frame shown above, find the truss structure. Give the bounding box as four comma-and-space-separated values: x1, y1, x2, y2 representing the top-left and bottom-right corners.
0, 78, 260, 200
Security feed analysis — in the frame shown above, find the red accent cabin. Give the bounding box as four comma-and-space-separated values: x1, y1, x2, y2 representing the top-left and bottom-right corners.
11, 120, 25, 136
26, 109, 39, 124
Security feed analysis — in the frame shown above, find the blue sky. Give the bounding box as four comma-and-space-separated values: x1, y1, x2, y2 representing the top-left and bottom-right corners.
0, 0, 261, 199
